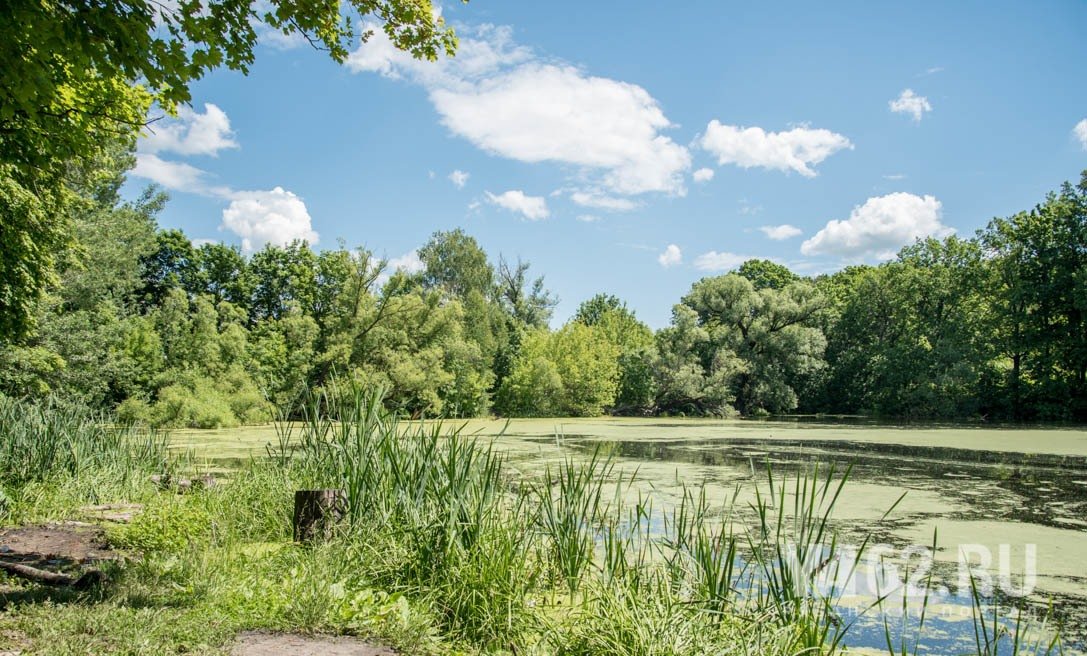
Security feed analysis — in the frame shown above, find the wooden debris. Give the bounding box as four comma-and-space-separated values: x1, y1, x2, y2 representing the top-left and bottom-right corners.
0, 561, 103, 589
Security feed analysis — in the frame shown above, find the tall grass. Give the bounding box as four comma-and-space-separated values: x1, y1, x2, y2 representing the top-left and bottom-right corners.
271, 384, 537, 648
0, 396, 167, 486
534, 447, 616, 596
0, 396, 168, 518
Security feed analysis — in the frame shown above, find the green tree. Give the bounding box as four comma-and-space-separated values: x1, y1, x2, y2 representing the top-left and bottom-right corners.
194, 242, 251, 308
574, 294, 656, 413
573, 293, 625, 326
138, 229, 200, 308
497, 256, 557, 329
497, 323, 619, 417
248, 241, 318, 321
677, 274, 826, 415
736, 259, 800, 290
419, 229, 495, 298
979, 173, 1087, 418
822, 237, 992, 418
653, 305, 738, 416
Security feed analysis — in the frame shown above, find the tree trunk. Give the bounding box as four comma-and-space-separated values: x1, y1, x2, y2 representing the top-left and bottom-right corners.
292, 489, 347, 543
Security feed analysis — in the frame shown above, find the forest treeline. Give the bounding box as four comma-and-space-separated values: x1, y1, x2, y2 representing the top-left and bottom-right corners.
2, 144, 1086, 425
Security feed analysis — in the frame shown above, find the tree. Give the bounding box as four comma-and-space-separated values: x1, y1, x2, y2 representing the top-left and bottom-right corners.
978, 173, 1087, 418
497, 323, 620, 417
0, 165, 69, 339
138, 229, 200, 308
1, 0, 456, 340
653, 305, 738, 416
574, 294, 625, 326
497, 257, 557, 329
736, 259, 800, 290
678, 274, 826, 415
574, 294, 656, 413
0, 142, 162, 403
822, 237, 992, 418
418, 229, 495, 299
195, 242, 251, 308
248, 241, 318, 322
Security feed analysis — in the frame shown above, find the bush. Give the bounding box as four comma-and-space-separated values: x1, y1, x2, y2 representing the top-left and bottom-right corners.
116, 396, 153, 425
152, 379, 239, 428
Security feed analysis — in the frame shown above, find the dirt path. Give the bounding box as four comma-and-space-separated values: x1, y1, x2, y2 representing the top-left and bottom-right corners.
231, 632, 396, 655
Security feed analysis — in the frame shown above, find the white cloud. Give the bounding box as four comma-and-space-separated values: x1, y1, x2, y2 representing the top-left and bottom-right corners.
221, 187, 319, 252
485, 190, 549, 220
699, 121, 852, 177
693, 251, 749, 272
388, 250, 425, 274
576, 214, 601, 222
692, 167, 715, 183
449, 169, 470, 188
889, 89, 932, 122
1075, 119, 1087, 150
801, 192, 952, 260
658, 244, 682, 268
348, 24, 690, 196
883, 173, 907, 180
132, 154, 210, 193
257, 23, 307, 50
347, 22, 532, 84
142, 103, 239, 156
569, 190, 639, 211
759, 224, 803, 240
131, 99, 319, 255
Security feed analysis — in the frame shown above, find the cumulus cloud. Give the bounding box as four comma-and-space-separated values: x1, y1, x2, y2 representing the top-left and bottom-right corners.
132, 154, 211, 193
692, 167, 715, 183
699, 121, 852, 177
759, 224, 803, 240
1075, 119, 1087, 150
889, 89, 932, 122
130, 101, 321, 255
693, 251, 750, 272
388, 250, 425, 274
485, 190, 550, 220
221, 187, 319, 252
801, 192, 952, 260
449, 169, 470, 188
348, 24, 690, 196
143, 103, 239, 156
658, 244, 682, 268
569, 190, 639, 211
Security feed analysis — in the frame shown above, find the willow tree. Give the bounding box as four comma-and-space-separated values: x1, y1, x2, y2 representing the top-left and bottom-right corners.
676, 274, 826, 415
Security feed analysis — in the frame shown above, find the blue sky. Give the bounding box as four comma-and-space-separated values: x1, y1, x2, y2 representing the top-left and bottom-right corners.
124, 0, 1087, 328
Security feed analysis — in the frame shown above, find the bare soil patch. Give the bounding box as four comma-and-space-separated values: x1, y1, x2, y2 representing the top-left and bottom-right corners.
0, 523, 118, 568
230, 631, 396, 655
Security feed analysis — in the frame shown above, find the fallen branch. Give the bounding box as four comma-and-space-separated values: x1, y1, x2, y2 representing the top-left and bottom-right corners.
0, 560, 103, 589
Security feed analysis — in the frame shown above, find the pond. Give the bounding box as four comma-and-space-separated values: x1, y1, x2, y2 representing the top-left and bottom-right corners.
172, 417, 1087, 654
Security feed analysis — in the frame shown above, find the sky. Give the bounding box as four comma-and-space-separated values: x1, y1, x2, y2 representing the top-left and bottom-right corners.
123, 0, 1087, 329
